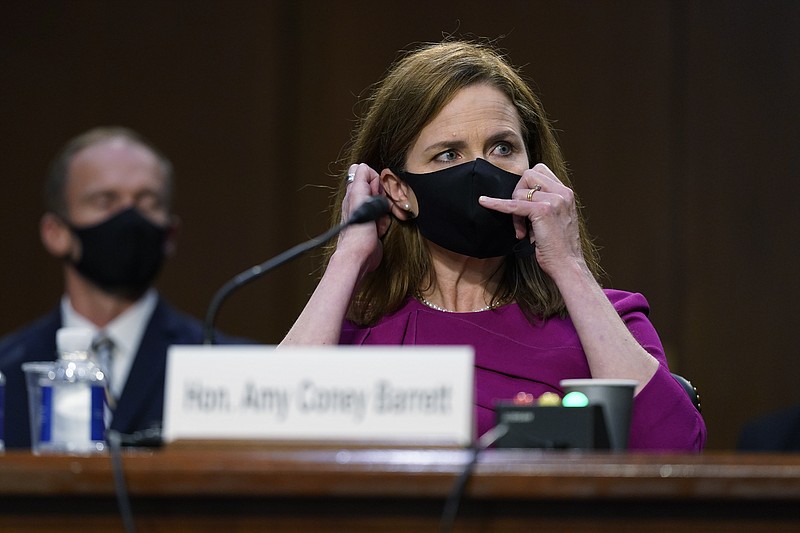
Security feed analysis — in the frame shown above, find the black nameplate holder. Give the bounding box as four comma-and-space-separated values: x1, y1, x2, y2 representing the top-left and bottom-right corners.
493, 404, 610, 450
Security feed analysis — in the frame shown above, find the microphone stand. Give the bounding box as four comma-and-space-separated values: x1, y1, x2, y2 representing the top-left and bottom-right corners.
202, 196, 389, 344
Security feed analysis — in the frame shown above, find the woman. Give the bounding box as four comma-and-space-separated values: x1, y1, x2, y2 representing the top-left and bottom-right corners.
283, 41, 706, 451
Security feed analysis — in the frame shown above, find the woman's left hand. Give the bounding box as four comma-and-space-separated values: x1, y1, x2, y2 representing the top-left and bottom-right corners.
478, 163, 585, 279
482, 166, 662, 397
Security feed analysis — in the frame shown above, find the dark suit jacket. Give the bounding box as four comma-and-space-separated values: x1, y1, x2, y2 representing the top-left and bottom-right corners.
737, 404, 800, 452
0, 298, 250, 449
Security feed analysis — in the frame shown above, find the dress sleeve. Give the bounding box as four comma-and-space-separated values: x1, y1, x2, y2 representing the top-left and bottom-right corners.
610, 290, 707, 451
339, 320, 368, 345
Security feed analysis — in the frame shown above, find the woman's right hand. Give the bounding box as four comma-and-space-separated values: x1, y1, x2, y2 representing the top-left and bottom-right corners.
337, 163, 390, 276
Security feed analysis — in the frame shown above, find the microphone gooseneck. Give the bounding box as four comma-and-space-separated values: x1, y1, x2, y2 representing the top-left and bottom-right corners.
202, 196, 390, 344
347, 195, 391, 224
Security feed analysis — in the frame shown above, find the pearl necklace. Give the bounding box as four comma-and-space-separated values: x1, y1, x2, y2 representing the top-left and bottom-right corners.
417, 294, 495, 313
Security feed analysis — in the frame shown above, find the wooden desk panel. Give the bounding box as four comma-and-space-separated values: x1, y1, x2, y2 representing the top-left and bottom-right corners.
1, 448, 799, 532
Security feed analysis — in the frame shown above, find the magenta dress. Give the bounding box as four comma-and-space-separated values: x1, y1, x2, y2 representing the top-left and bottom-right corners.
340, 289, 706, 451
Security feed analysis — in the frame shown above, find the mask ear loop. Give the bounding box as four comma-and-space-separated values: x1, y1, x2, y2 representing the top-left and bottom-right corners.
512, 238, 535, 258
49, 213, 82, 263
384, 164, 419, 220
379, 216, 393, 241
383, 182, 418, 219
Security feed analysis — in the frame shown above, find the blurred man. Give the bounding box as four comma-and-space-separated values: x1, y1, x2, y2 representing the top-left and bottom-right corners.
0, 127, 242, 448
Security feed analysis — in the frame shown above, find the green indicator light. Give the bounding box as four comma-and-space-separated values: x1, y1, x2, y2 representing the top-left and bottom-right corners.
562, 391, 589, 407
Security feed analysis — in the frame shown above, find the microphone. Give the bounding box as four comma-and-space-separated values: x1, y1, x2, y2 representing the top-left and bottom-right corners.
202, 195, 390, 344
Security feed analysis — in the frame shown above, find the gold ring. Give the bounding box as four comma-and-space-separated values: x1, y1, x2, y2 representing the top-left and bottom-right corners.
526, 184, 542, 201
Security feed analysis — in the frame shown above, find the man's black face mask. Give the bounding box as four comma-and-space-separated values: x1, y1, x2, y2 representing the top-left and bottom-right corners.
66, 207, 169, 295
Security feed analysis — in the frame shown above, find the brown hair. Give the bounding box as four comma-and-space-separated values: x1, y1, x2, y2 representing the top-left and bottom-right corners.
45, 126, 174, 217
328, 40, 602, 324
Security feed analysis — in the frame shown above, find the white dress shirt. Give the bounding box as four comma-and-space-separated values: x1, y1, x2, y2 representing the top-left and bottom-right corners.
61, 289, 158, 400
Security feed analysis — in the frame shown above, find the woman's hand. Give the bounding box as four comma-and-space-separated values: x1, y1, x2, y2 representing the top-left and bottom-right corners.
338, 163, 390, 276
480, 164, 660, 390
478, 163, 585, 280
281, 163, 388, 346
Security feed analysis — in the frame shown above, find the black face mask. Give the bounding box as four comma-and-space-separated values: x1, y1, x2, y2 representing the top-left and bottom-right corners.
396, 158, 533, 258
66, 207, 169, 294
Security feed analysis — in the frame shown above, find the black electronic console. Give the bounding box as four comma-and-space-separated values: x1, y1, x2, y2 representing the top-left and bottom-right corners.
493, 404, 610, 450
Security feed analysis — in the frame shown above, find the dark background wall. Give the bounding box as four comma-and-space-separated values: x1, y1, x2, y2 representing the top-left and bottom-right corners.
1, 1, 798, 449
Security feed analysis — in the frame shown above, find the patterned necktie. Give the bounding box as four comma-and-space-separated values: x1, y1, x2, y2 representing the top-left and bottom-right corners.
92, 334, 116, 412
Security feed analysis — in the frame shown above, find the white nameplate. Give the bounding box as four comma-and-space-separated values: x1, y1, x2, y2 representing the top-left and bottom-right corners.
163, 345, 474, 446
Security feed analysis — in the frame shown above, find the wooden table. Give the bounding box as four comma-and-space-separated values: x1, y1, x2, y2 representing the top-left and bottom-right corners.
0, 446, 799, 532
